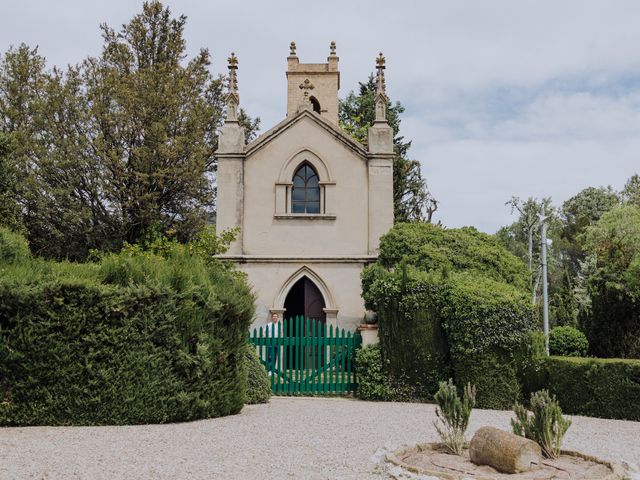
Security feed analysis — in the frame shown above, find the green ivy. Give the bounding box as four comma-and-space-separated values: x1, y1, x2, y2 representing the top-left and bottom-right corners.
362, 223, 536, 407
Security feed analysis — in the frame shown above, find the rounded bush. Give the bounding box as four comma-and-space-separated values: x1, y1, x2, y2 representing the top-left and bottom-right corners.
549, 326, 589, 357
244, 345, 271, 404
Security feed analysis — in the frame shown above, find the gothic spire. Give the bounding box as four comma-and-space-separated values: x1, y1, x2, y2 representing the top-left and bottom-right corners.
226, 52, 240, 122
374, 52, 388, 122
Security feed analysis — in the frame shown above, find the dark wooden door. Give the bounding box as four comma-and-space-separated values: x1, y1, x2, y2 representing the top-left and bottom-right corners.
303, 277, 325, 323
302, 278, 325, 367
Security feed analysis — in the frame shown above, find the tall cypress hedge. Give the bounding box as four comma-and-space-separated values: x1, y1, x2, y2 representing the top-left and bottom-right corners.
0, 228, 255, 426
363, 223, 536, 408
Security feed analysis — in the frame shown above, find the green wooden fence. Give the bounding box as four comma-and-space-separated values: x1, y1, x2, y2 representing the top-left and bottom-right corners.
249, 316, 362, 395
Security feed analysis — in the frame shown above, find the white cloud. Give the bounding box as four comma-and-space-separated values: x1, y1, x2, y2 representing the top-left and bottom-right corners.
2, 0, 640, 233
419, 138, 640, 232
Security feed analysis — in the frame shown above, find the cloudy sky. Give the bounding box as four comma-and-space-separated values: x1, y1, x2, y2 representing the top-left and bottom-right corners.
2, 1, 639, 232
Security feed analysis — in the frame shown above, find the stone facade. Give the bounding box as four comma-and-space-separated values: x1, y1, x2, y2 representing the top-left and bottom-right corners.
216, 44, 393, 332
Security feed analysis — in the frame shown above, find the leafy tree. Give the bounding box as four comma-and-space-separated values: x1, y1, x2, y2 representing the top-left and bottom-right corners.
583, 204, 640, 357
339, 76, 437, 223
0, 1, 259, 260
500, 198, 557, 290
559, 186, 619, 276
621, 174, 640, 206
0, 133, 23, 233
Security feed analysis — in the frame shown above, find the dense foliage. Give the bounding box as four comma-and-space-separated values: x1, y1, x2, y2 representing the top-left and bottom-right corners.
244, 345, 271, 405
339, 77, 437, 223
538, 357, 640, 421
0, 1, 259, 260
363, 223, 536, 408
548, 326, 588, 357
354, 345, 392, 401
0, 133, 23, 234
498, 176, 640, 358
378, 223, 529, 290
0, 227, 255, 425
582, 204, 640, 358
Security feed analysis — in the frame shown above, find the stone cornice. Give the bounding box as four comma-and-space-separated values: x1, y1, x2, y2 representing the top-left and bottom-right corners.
216, 254, 378, 264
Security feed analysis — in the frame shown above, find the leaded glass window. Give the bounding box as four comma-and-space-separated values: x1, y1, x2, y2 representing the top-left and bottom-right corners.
291, 164, 320, 214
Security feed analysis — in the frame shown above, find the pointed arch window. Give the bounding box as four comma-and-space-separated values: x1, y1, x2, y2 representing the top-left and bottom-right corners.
291, 163, 320, 214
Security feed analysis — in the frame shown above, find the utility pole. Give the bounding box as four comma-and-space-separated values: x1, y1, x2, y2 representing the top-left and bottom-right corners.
540, 203, 549, 355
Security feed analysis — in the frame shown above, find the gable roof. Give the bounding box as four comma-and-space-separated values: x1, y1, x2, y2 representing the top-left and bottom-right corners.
244, 108, 367, 158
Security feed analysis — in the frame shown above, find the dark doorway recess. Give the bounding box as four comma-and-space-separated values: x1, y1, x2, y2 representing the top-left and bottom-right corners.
283, 276, 326, 368
283, 276, 326, 323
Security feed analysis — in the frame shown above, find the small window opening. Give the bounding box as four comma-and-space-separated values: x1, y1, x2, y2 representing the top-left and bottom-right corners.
310, 96, 321, 114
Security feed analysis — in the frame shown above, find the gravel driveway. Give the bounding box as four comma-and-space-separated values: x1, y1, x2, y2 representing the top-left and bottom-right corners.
1, 397, 639, 479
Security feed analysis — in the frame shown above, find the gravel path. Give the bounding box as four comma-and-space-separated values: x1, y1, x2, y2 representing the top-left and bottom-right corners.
1, 397, 639, 479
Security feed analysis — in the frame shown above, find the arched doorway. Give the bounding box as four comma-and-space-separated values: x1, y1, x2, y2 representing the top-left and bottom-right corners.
283, 276, 326, 323
283, 276, 326, 368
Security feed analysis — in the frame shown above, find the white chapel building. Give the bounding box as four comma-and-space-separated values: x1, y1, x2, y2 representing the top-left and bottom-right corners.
216, 42, 394, 331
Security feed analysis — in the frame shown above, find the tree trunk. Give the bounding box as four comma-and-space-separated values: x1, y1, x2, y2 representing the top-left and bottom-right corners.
469, 427, 541, 474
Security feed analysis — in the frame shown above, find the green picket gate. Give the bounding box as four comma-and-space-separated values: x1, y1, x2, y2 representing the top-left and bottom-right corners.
249, 316, 362, 395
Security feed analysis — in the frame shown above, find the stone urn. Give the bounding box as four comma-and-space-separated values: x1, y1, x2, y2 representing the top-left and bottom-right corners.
357, 323, 379, 346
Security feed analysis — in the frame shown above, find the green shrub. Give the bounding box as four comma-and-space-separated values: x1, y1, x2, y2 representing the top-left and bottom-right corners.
0, 237, 255, 426
542, 356, 640, 421
549, 326, 588, 357
355, 344, 392, 401
512, 389, 571, 459
377, 222, 530, 291
0, 227, 30, 264
443, 273, 536, 408
433, 379, 476, 455
244, 345, 271, 405
453, 350, 521, 410
363, 223, 536, 408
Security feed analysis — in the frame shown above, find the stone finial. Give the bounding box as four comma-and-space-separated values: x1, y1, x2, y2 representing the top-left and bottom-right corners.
374, 52, 388, 122
375, 52, 386, 94
290, 41, 297, 56
225, 52, 240, 122
330, 41, 337, 56
298, 78, 315, 111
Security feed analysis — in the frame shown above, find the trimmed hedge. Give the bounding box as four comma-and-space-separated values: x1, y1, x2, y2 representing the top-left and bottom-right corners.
443, 274, 536, 409
244, 345, 271, 405
541, 356, 640, 421
375, 268, 451, 400
0, 229, 255, 426
364, 224, 536, 408
377, 222, 530, 291
371, 267, 535, 407
453, 350, 521, 410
